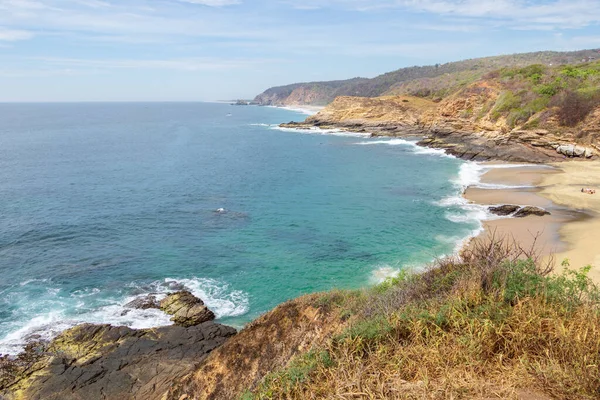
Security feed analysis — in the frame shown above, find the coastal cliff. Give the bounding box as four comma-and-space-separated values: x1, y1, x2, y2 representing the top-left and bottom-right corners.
282, 62, 600, 163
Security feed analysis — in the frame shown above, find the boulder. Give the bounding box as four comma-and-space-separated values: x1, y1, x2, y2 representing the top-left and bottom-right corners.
160, 291, 215, 327
488, 205, 520, 216
513, 206, 551, 218
124, 294, 160, 310
556, 144, 594, 158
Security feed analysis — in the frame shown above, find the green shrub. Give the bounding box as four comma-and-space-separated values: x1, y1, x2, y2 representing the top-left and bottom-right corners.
491, 91, 521, 119
535, 80, 562, 96
506, 109, 532, 128
518, 64, 545, 79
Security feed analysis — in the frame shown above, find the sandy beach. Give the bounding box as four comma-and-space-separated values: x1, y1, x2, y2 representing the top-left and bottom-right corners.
538, 161, 600, 282
464, 161, 600, 283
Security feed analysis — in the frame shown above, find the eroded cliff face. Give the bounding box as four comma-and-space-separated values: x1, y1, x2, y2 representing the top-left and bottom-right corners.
166, 293, 349, 400
283, 79, 599, 163
304, 95, 437, 129
254, 87, 333, 106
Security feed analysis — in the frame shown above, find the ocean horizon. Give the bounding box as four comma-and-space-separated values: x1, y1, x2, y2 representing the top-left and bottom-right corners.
0, 102, 487, 355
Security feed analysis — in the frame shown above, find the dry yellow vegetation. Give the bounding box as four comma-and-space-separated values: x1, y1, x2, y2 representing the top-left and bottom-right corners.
243, 237, 600, 399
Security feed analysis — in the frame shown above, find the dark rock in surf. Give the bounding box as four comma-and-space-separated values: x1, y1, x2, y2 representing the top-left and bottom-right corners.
488, 205, 520, 216
160, 291, 215, 327
124, 295, 160, 310
1, 293, 234, 400
513, 206, 551, 218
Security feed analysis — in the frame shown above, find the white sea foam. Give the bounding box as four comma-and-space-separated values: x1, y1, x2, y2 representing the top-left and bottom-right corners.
370, 265, 401, 284
272, 125, 370, 137
355, 139, 413, 146
473, 182, 536, 190
19, 278, 50, 286
355, 138, 454, 158
249, 123, 274, 127
0, 277, 249, 356
265, 105, 322, 116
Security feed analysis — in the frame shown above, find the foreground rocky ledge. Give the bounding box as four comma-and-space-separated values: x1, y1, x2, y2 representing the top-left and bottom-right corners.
0, 291, 345, 400
0, 292, 235, 400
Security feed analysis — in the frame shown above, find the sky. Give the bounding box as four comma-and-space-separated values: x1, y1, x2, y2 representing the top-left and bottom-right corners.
0, 0, 600, 102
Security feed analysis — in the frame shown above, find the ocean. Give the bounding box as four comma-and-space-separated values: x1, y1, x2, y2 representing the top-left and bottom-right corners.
0, 102, 485, 355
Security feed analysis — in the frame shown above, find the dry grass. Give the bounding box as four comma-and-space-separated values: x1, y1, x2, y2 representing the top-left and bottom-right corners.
245, 235, 600, 399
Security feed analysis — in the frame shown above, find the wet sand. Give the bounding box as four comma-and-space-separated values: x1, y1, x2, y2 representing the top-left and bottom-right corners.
463, 161, 600, 282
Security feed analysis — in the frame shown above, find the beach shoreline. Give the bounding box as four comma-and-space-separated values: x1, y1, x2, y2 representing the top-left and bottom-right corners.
462, 160, 600, 283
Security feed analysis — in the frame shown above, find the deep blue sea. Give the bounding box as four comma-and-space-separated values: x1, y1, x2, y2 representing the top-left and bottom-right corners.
0, 102, 483, 354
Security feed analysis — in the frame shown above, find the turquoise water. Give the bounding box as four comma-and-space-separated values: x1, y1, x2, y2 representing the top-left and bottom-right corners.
0, 103, 479, 354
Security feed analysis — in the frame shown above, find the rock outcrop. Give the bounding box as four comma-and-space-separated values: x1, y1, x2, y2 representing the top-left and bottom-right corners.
1, 293, 234, 400
555, 144, 594, 158
489, 205, 521, 216
160, 291, 215, 327
488, 205, 551, 218
513, 206, 551, 218
284, 91, 598, 163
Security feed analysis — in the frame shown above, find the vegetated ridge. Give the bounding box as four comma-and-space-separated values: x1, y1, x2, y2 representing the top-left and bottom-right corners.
254, 49, 600, 106
169, 237, 600, 399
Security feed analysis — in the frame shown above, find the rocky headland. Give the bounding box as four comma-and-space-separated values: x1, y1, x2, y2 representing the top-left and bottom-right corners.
281, 80, 599, 163
0, 291, 235, 400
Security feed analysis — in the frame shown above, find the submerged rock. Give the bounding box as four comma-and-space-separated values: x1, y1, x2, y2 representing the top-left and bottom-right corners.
160, 291, 215, 327
488, 205, 521, 216
514, 206, 551, 218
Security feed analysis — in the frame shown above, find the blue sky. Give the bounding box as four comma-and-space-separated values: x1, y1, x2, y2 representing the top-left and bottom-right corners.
1, 0, 599, 101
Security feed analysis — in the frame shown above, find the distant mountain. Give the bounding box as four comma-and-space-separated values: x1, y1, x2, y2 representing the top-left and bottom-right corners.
254, 49, 600, 106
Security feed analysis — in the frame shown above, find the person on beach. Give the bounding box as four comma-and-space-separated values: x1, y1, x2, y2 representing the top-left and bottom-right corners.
581, 188, 596, 194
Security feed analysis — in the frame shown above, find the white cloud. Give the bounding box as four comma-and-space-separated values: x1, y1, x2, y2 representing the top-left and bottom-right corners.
30, 56, 273, 71
289, 0, 600, 30
0, 27, 35, 41
0, 0, 265, 40
178, 0, 241, 5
